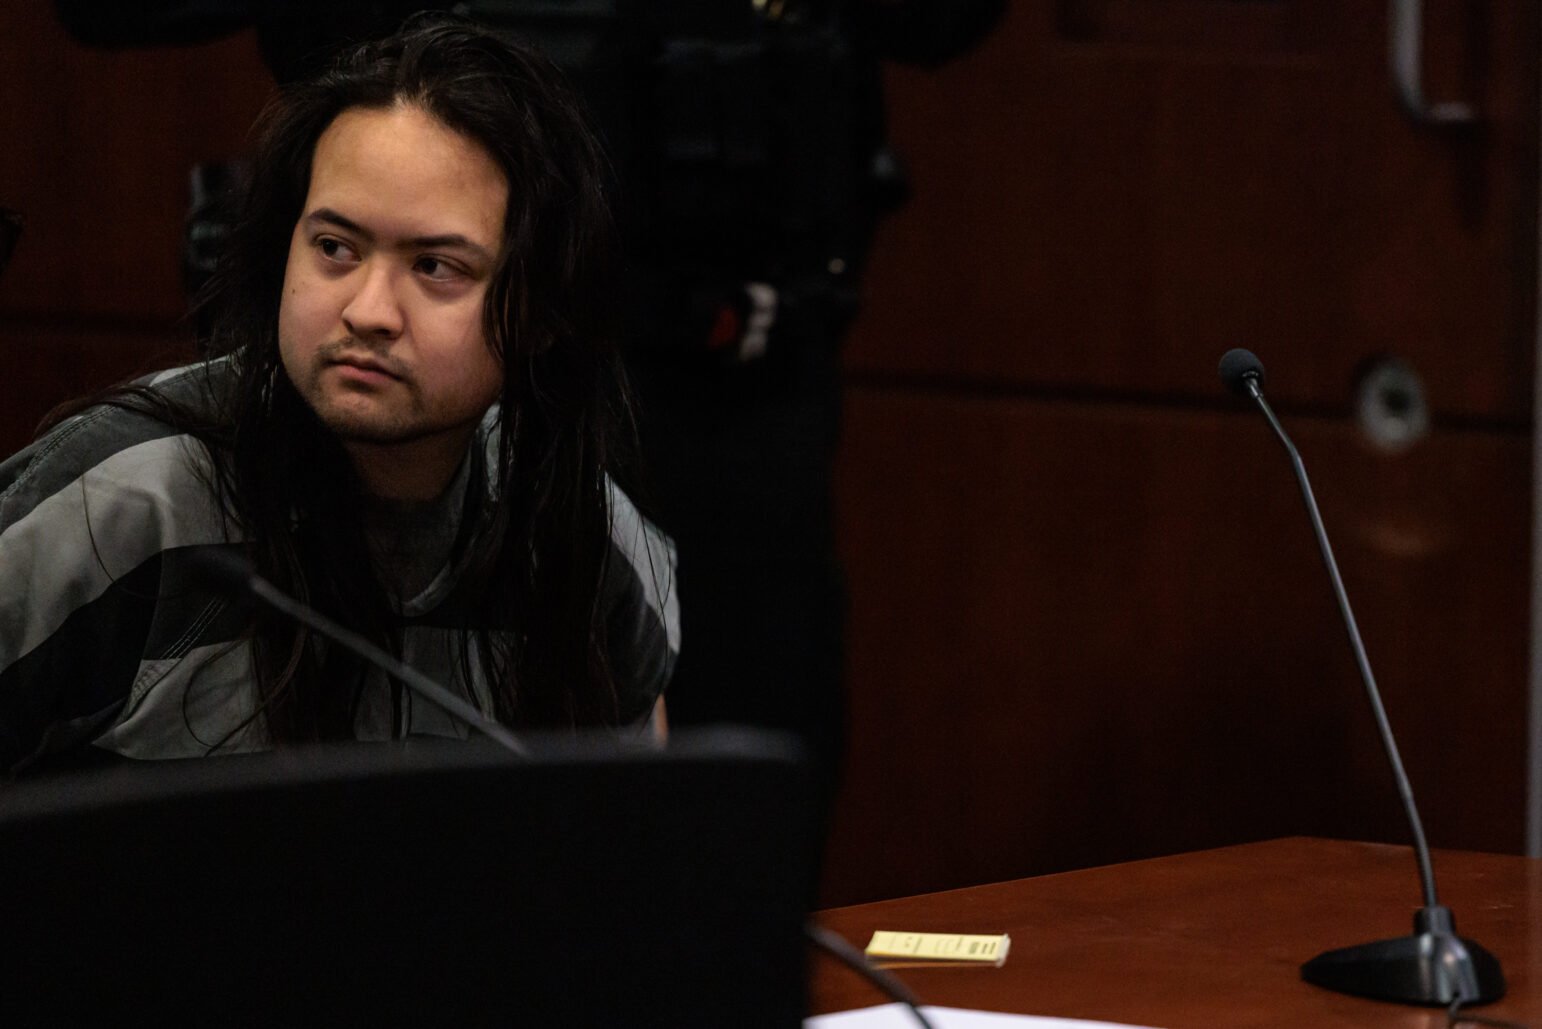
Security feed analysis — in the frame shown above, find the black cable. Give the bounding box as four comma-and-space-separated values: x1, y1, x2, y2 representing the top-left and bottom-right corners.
804, 924, 937, 1029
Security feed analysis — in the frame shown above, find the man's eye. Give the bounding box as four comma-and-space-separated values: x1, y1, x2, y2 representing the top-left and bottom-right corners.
415, 256, 462, 281
316, 237, 356, 261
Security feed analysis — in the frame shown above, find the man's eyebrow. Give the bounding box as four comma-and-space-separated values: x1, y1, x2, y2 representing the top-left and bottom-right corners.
306, 208, 370, 238
304, 208, 495, 260
404, 232, 494, 260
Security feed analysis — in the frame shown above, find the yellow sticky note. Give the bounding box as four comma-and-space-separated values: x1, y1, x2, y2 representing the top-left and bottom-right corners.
865, 930, 1010, 967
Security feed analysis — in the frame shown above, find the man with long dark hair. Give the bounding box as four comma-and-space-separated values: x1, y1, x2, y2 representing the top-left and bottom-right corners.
0, 17, 677, 772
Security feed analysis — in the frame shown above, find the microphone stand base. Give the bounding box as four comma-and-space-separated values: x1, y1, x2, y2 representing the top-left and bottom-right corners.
1300, 906, 1506, 1006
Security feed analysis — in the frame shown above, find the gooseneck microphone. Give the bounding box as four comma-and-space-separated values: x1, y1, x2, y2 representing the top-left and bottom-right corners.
1218, 348, 1504, 1007
193, 548, 527, 756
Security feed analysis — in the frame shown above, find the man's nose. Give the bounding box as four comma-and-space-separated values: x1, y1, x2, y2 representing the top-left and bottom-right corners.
341, 261, 404, 339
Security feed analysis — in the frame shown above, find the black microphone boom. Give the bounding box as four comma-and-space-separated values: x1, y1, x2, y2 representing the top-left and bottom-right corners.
190, 548, 527, 756
1216, 348, 1504, 1007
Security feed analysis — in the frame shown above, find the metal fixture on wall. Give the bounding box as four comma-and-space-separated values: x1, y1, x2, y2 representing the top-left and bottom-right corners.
1390, 0, 1478, 125
1355, 356, 1430, 452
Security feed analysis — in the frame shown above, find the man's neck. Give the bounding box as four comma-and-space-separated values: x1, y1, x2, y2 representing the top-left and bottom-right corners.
344, 428, 477, 502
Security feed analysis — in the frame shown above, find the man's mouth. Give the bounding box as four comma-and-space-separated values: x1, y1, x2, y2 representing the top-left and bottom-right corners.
326, 353, 404, 381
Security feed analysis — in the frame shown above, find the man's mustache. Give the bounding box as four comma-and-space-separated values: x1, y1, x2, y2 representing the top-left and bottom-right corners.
315, 339, 408, 380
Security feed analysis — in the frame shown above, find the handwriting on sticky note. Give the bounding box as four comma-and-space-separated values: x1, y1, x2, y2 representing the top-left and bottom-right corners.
864, 931, 1010, 967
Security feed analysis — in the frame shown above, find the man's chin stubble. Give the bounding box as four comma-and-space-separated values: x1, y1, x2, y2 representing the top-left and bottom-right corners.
301, 383, 425, 446
313, 409, 429, 446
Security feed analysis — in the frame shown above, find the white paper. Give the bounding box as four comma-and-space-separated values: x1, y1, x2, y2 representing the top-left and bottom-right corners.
805, 1002, 1161, 1029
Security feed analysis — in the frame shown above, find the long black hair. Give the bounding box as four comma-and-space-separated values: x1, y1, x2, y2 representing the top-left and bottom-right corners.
163, 16, 638, 741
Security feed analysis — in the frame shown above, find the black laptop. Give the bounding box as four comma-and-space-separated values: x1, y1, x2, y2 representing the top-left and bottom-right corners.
0, 729, 817, 1027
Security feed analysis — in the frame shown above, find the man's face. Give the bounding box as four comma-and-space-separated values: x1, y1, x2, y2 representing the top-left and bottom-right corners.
278, 103, 508, 460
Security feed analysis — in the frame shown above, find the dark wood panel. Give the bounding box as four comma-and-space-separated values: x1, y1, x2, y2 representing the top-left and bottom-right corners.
0, 324, 196, 455
0, 5, 272, 323
847, 1, 1538, 421
1056, 0, 1325, 53
819, 389, 1529, 906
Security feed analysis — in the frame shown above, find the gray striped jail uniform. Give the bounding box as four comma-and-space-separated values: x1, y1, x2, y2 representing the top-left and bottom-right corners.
0, 359, 680, 771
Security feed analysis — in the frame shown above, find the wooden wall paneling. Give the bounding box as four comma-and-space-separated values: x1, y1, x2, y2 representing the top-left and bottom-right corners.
821, 0, 1536, 906
0, 6, 272, 453
0, 5, 272, 323
820, 391, 1529, 906
846, 1, 1538, 422
0, 323, 195, 455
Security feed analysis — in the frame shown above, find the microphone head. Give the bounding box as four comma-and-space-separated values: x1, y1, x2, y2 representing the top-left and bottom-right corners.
1219, 348, 1266, 396
187, 547, 258, 597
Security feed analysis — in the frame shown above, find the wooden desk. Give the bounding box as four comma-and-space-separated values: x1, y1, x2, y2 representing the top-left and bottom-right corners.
811, 838, 1542, 1027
